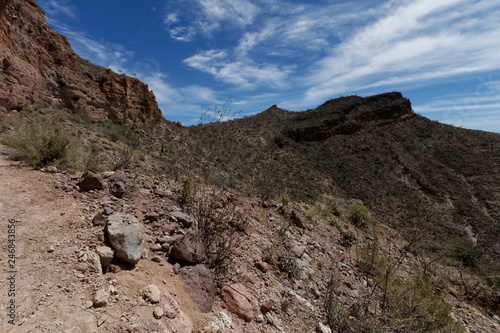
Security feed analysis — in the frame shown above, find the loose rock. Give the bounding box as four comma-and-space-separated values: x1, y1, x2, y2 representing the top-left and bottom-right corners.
93, 290, 109, 307
221, 283, 254, 322
143, 284, 161, 303
96, 246, 114, 267
171, 230, 206, 264
106, 213, 143, 264
79, 171, 105, 191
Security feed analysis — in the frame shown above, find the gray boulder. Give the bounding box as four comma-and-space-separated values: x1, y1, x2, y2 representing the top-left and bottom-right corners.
171, 211, 193, 228
106, 213, 143, 264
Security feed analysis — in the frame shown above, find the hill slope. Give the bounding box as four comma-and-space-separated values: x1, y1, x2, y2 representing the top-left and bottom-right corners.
160, 92, 500, 249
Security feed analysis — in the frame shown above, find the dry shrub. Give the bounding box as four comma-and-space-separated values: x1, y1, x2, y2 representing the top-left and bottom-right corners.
193, 189, 247, 275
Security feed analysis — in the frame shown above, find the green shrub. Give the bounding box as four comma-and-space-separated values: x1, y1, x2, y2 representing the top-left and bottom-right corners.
3, 115, 79, 168
446, 237, 484, 267
347, 203, 371, 227
357, 241, 386, 277
385, 275, 464, 332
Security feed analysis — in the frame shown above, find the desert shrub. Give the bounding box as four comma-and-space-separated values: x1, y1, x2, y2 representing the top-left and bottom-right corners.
385, 275, 464, 332
278, 256, 301, 279
306, 193, 340, 220
2, 114, 80, 168
193, 190, 247, 274
357, 241, 386, 277
446, 237, 484, 267
347, 203, 371, 227
341, 231, 356, 247
325, 270, 380, 332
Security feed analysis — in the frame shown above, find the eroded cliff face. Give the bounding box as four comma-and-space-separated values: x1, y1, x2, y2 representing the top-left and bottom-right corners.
0, 0, 163, 123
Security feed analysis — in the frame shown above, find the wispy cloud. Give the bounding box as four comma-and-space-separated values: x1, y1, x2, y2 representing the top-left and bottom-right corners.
51, 24, 134, 72
38, 0, 76, 19
164, 0, 260, 41
294, 0, 500, 106
183, 50, 294, 89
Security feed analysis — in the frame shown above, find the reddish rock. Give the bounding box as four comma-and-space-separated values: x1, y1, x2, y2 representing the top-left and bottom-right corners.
79, 171, 105, 191
75, 262, 88, 273
292, 245, 306, 257
260, 300, 274, 314
109, 170, 126, 184
161, 223, 176, 235
221, 284, 254, 322
291, 210, 307, 229
171, 230, 206, 264
0, 0, 162, 123
180, 264, 215, 313
255, 261, 269, 273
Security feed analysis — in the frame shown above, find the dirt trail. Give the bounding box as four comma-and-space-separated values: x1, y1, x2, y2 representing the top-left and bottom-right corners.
0, 147, 210, 332
0, 146, 97, 332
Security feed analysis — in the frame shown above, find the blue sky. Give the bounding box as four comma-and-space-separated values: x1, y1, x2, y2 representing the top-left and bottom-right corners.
38, 0, 500, 132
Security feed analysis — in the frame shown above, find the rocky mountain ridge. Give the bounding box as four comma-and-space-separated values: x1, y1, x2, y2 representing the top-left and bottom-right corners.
0, 0, 162, 123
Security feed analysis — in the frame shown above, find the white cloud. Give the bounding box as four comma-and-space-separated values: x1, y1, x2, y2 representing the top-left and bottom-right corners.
52, 24, 134, 71
292, 0, 500, 107
183, 49, 293, 88
38, 0, 76, 19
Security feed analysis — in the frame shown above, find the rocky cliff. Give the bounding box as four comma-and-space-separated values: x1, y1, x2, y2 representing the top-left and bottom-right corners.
0, 0, 163, 123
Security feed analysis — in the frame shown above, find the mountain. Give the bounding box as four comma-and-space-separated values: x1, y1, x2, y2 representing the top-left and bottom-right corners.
0, 0, 162, 123
160, 92, 500, 248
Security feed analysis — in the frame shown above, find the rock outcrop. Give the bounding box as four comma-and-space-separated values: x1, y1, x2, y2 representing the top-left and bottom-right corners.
0, 0, 163, 123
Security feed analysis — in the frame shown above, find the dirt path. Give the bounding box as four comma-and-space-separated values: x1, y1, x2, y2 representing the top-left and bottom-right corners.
0, 147, 210, 332
0, 146, 98, 332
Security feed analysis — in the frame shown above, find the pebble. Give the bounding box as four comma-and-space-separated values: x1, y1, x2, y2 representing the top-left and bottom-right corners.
153, 306, 164, 319
173, 263, 181, 275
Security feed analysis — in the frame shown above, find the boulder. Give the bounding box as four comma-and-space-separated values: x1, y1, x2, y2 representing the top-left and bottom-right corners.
221, 283, 254, 322
110, 181, 126, 198
291, 210, 307, 229
79, 171, 106, 191
171, 230, 206, 264
106, 213, 143, 264
180, 264, 215, 313
171, 211, 193, 228
109, 170, 127, 184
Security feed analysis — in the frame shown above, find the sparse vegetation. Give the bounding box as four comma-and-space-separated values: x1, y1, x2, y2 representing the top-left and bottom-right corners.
193, 189, 247, 275
2, 108, 82, 169
346, 203, 371, 228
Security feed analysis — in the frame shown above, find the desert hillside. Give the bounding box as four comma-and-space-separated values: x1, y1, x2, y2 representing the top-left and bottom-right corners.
0, 0, 499, 332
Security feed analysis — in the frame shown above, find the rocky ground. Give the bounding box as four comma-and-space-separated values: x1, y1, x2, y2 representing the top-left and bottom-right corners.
0, 145, 499, 333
